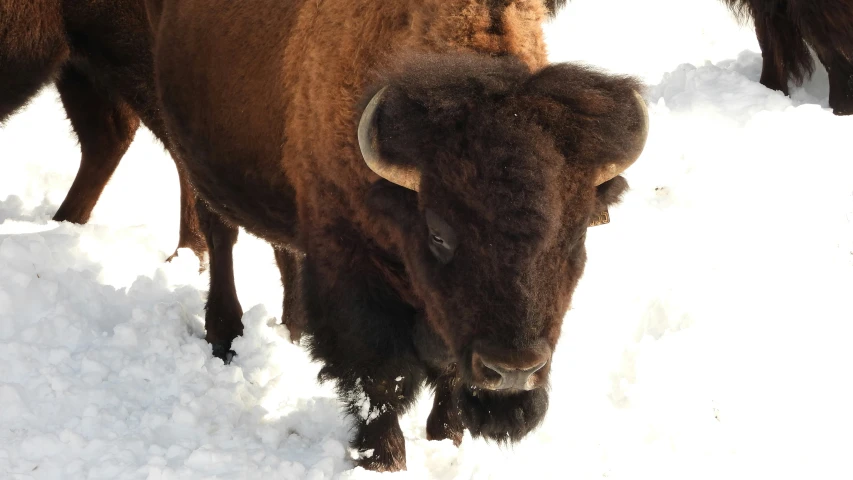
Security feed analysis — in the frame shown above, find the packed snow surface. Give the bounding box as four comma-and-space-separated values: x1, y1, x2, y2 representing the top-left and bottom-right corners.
3, 1, 853, 478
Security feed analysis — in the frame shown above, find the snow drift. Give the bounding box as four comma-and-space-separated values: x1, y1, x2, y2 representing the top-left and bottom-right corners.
2, 1, 852, 478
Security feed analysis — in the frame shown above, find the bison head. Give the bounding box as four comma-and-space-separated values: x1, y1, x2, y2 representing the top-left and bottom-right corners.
359, 54, 648, 443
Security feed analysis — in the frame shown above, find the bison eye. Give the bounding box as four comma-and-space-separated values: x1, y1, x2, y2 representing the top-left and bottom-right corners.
425, 209, 458, 264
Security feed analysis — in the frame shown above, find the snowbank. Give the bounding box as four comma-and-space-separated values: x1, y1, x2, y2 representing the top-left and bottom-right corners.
2, 1, 852, 478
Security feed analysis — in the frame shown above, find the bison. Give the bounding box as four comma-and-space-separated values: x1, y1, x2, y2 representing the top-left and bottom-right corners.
146, 0, 649, 472
723, 0, 853, 115
0, 0, 205, 258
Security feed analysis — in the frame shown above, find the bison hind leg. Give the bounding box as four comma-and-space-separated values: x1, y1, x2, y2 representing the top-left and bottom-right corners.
273, 245, 307, 344
168, 168, 207, 262
52, 65, 139, 224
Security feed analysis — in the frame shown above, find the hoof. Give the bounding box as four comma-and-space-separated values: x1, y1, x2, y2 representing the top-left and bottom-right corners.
211, 343, 237, 364
832, 106, 853, 116
354, 412, 407, 472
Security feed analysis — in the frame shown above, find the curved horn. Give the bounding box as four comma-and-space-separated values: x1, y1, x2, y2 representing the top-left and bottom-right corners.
357, 86, 422, 192
593, 90, 649, 186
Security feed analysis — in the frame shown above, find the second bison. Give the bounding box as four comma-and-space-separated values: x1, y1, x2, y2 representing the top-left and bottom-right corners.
724, 0, 853, 115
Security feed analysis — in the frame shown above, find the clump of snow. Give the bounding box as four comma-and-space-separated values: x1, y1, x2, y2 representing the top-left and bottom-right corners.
2, 1, 853, 478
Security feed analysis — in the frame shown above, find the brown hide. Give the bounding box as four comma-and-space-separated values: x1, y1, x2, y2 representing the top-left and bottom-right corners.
152, 0, 302, 242
151, 0, 550, 248
0, 0, 67, 115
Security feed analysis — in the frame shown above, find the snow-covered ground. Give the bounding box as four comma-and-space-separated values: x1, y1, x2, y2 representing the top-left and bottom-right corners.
3, 1, 853, 478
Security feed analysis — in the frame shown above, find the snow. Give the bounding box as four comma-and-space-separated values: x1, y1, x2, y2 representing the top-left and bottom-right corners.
3, 1, 853, 478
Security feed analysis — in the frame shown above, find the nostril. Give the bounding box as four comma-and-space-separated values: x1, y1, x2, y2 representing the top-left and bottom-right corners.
473, 354, 505, 389
480, 362, 503, 384
529, 361, 547, 375
471, 343, 552, 391
480, 360, 548, 391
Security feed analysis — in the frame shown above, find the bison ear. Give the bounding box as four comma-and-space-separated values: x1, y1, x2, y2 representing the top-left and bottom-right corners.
521, 63, 648, 186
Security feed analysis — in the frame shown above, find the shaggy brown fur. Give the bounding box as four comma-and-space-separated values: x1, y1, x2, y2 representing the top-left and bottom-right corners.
546, 0, 568, 16
148, 0, 646, 471
0, 0, 206, 257
724, 0, 853, 115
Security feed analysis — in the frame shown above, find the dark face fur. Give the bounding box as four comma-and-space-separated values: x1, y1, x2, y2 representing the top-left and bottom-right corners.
364, 54, 644, 443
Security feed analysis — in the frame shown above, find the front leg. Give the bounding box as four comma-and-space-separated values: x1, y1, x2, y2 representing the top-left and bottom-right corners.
302, 242, 424, 472
412, 317, 465, 445
426, 367, 464, 446
196, 201, 242, 362
344, 375, 414, 471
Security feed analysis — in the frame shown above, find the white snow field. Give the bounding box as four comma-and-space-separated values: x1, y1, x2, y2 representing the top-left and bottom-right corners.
3, 1, 853, 478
